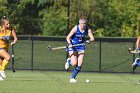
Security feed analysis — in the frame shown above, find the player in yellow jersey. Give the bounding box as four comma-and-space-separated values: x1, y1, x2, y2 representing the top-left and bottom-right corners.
0, 17, 17, 80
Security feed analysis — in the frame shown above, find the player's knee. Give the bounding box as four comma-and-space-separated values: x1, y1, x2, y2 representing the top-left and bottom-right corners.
5, 56, 11, 61
71, 62, 77, 66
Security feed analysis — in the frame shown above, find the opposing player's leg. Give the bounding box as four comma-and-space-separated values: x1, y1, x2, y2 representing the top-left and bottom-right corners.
0, 58, 6, 81
132, 58, 140, 73
0, 58, 4, 81
0, 57, 3, 70
0, 76, 4, 81
0, 59, 8, 78
0, 50, 10, 78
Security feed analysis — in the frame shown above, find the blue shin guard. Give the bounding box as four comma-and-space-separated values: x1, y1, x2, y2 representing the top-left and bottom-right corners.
71, 66, 81, 79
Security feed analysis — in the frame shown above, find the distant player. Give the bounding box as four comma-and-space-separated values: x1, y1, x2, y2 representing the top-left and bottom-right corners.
132, 36, 140, 72
65, 16, 94, 83
0, 17, 17, 80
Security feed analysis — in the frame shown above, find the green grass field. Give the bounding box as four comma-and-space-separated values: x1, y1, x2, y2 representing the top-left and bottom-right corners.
4, 38, 140, 93
1, 70, 140, 93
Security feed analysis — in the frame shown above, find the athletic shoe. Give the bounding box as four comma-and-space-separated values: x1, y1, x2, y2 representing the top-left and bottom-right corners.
70, 78, 77, 83
0, 71, 6, 78
65, 58, 71, 70
132, 58, 140, 71
138, 80, 140, 84
0, 76, 4, 81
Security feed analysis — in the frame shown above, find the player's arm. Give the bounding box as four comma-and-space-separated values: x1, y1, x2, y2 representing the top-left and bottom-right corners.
66, 26, 76, 45
11, 29, 18, 45
86, 28, 94, 44
136, 36, 140, 49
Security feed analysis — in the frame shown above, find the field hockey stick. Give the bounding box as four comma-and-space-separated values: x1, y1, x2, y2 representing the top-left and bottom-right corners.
11, 44, 15, 72
48, 43, 86, 51
128, 48, 140, 54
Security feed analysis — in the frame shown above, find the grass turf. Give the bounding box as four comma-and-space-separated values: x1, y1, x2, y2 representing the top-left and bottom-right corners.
0, 70, 140, 93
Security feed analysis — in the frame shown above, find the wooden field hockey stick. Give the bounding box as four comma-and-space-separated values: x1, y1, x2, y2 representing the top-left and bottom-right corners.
11, 45, 15, 72
128, 48, 140, 54
48, 43, 86, 51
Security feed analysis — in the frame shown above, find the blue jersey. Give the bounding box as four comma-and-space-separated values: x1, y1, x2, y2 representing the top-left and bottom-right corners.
71, 25, 88, 45
66, 25, 89, 52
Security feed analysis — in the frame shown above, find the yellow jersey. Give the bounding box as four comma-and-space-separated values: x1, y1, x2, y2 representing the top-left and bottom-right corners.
0, 26, 12, 49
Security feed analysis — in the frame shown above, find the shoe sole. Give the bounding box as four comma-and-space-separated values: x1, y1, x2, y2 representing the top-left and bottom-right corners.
70, 81, 77, 83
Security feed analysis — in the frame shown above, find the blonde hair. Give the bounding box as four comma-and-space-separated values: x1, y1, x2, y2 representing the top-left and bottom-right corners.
79, 16, 87, 23
79, 16, 87, 20
1, 17, 9, 25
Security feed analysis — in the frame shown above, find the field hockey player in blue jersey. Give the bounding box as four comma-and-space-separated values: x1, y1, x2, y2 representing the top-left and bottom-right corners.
65, 16, 94, 83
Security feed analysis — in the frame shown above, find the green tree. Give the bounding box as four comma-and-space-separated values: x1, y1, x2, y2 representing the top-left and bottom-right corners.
0, 0, 139, 37
94, 0, 139, 37
42, 0, 68, 36
0, 0, 52, 35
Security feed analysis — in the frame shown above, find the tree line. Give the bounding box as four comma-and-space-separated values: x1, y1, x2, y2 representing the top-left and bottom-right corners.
0, 0, 139, 37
